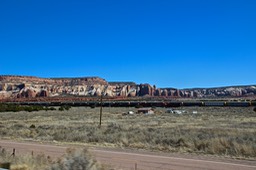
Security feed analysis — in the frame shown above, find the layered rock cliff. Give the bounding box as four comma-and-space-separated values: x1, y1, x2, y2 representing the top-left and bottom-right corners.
0, 75, 255, 100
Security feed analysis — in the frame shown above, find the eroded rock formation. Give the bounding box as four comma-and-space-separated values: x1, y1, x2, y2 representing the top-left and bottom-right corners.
0, 75, 255, 100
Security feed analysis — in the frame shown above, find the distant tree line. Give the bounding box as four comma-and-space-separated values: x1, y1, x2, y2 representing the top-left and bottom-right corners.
0, 103, 71, 112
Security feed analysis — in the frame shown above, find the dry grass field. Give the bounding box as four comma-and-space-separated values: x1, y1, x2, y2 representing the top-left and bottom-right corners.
0, 147, 103, 170
0, 106, 255, 159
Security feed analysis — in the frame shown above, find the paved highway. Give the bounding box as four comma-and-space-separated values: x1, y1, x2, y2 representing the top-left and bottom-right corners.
1, 140, 256, 170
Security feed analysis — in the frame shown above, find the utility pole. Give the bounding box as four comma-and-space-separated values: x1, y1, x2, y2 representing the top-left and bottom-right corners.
99, 86, 107, 128
99, 92, 103, 128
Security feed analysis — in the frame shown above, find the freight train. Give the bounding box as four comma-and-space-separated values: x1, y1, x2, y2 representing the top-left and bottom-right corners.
9, 100, 256, 107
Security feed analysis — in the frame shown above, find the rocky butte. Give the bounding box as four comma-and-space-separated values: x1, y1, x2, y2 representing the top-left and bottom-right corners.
0, 75, 256, 100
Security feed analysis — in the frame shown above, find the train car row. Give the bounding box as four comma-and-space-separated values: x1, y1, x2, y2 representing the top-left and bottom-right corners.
178, 101, 255, 107
8, 100, 256, 107
201, 101, 254, 107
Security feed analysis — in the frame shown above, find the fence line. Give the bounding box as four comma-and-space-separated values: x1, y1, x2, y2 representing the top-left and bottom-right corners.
95, 153, 175, 170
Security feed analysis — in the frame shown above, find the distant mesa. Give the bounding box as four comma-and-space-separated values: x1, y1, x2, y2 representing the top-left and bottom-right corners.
0, 75, 256, 100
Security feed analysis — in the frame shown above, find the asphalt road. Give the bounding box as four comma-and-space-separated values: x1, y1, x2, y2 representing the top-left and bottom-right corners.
1, 140, 256, 170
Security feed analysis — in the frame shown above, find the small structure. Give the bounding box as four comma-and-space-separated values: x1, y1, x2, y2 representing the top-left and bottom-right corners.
166, 108, 174, 113
137, 108, 154, 115
173, 110, 183, 115
122, 111, 135, 115
128, 111, 135, 115
166, 108, 185, 115
192, 111, 198, 114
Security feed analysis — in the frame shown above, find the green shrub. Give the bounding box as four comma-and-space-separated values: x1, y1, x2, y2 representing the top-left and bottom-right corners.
58, 107, 64, 111
45, 107, 56, 111
30, 124, 36, 129
0, 104, 57, 112
58, 105, 71, 111
63, 105, 71, 110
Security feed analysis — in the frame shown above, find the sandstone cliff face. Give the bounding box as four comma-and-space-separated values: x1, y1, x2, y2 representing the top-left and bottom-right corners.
0, 75, 255, 100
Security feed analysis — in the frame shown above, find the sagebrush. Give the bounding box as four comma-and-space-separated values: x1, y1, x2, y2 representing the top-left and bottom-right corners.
0, 106, 255, 158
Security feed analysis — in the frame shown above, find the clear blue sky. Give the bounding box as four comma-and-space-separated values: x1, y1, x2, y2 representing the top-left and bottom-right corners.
0, 0, 255, 88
